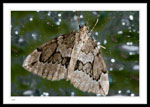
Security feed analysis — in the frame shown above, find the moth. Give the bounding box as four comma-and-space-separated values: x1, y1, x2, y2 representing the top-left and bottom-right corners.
23, 13, 109, 95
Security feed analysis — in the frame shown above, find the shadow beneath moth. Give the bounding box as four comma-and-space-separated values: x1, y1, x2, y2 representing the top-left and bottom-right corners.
23, 14, 109, 96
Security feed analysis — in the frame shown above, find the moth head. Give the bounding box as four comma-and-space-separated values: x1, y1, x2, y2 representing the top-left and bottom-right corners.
80, 24, 89, 33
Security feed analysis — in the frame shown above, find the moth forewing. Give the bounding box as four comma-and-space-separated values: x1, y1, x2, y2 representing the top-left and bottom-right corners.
23, 23, 109, 95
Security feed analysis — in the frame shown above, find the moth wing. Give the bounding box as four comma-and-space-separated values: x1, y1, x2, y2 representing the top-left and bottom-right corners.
70, 35, 109, 95
23, 32, 76, 81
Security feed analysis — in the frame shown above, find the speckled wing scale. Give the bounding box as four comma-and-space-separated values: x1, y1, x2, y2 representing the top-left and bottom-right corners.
23, 25, 109, 95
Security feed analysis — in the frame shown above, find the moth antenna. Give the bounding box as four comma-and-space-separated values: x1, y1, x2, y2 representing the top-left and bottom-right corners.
89, 19, 99, 33
76, 11, 81, 29
100, 45, 106, 49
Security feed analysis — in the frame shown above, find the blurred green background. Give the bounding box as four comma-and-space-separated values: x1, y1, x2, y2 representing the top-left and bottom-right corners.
11, 11, 139, 96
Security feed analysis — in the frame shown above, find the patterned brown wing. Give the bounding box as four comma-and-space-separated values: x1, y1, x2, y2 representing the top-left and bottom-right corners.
23, 32, 76, 81
67, 26, 109, 95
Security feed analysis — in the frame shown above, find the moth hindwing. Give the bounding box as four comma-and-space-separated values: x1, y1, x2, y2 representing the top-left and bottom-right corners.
23, 23, 109, 96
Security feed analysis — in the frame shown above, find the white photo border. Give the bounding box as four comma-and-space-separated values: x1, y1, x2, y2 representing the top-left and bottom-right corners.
3, 3, 147, 104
